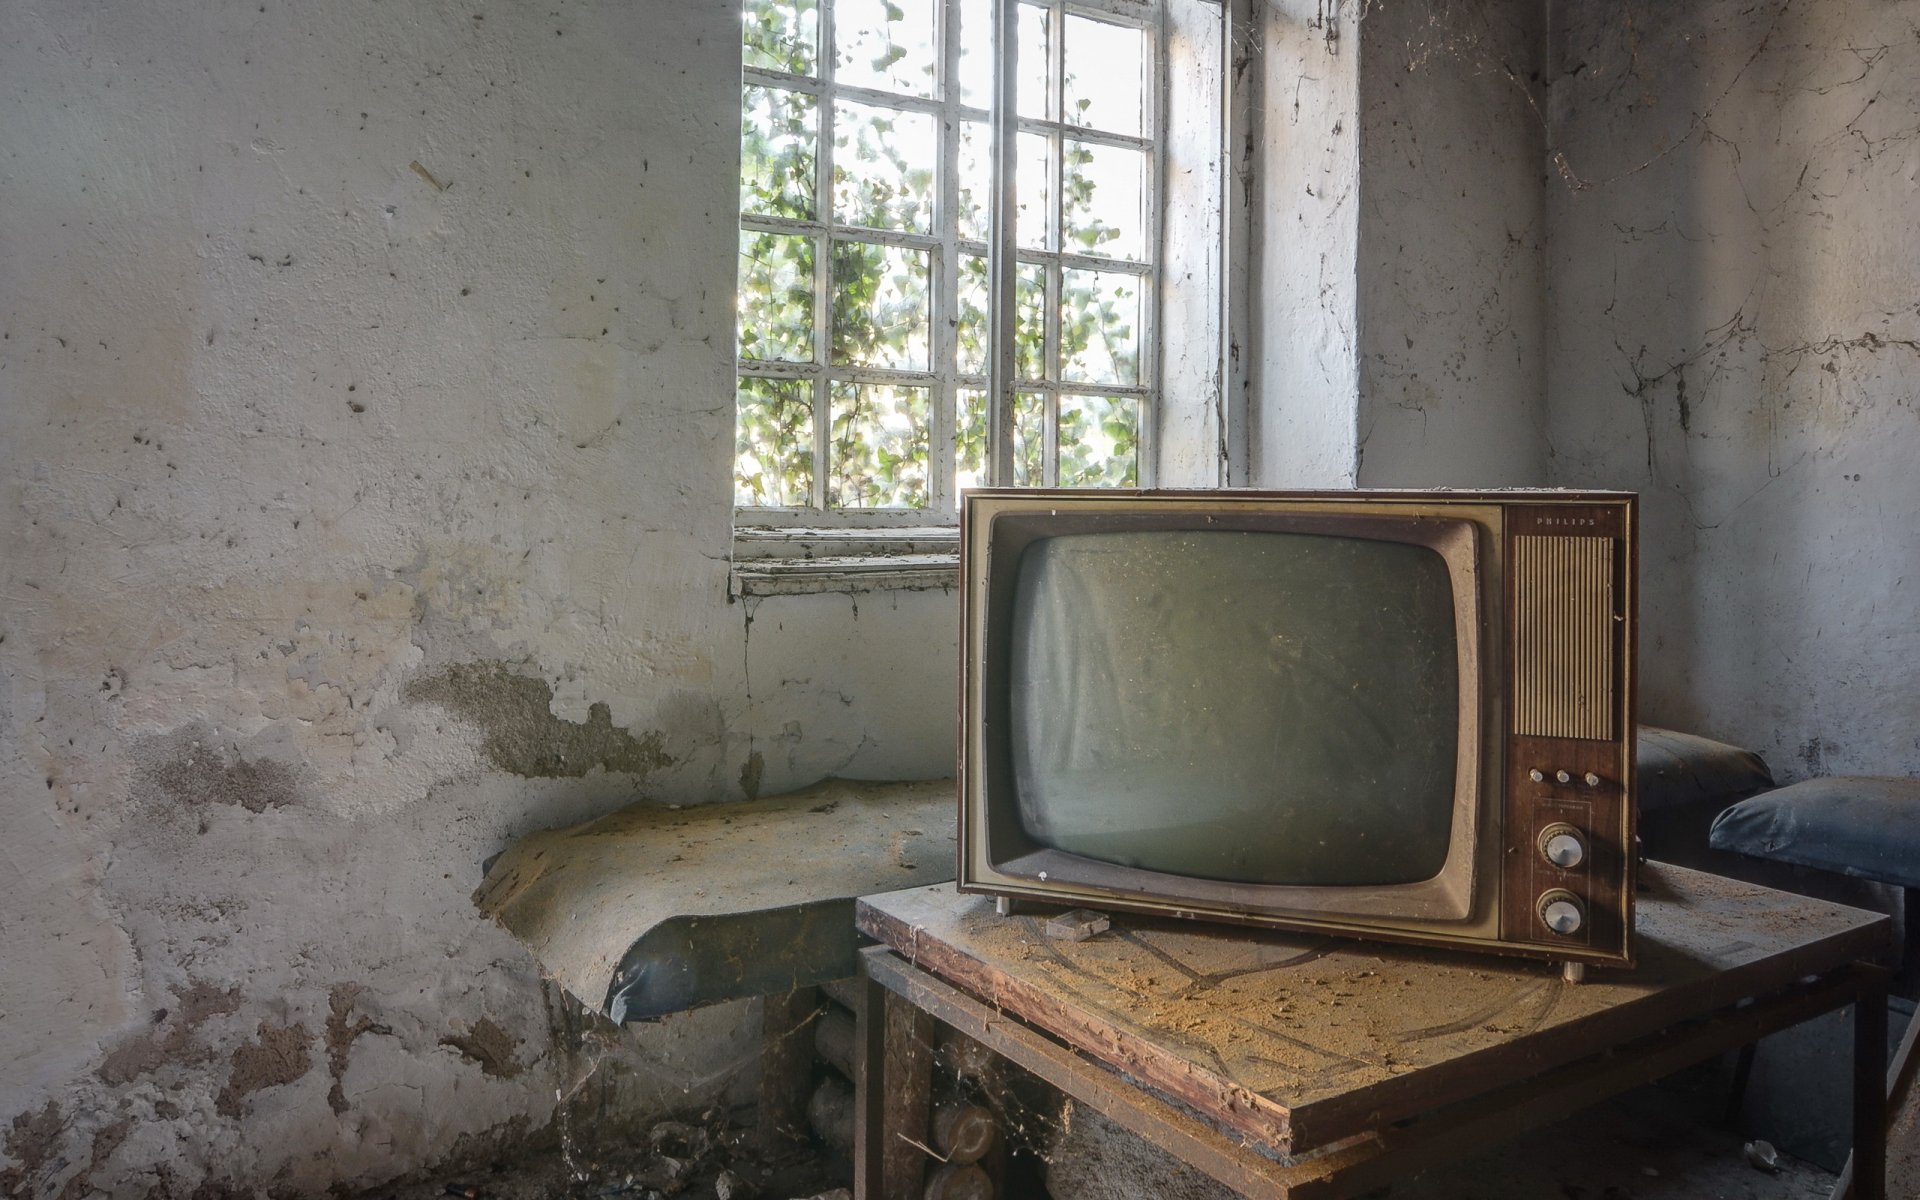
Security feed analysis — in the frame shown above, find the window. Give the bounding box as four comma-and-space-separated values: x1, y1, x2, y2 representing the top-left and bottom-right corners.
735, 0, 1201, 524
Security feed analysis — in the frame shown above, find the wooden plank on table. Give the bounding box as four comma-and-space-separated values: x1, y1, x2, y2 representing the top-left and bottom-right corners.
865, 945, 1877, 1200
858, 863, 1889, 1155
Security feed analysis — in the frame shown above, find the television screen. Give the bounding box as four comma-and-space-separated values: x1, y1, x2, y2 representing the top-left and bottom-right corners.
1009, 529, 1459, 887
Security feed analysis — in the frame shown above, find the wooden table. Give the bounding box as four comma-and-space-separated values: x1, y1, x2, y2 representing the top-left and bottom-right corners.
851, 864, 1892, 1200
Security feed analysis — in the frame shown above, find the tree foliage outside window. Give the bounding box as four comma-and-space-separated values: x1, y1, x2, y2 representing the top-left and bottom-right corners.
736, 0, 1160, 513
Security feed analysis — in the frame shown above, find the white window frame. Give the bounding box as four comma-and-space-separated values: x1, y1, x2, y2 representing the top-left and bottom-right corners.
735, 0, 1252, 593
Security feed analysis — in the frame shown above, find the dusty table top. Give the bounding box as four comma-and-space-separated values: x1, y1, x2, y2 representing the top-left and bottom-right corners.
856, 864, 1889, 1155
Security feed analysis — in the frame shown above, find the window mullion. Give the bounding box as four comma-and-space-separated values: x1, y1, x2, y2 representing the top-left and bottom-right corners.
812, 0, 837, 511
986, 0, 1021, 487
933, 0, 963, 515
1043, 0, 1066, 487
1137, 1, 1168, 488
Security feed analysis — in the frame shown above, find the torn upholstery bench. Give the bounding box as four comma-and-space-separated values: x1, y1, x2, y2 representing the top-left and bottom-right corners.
474, 777, 954, 1022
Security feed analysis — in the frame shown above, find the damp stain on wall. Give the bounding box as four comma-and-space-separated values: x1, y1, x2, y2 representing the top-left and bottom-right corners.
130, 726, 302, 815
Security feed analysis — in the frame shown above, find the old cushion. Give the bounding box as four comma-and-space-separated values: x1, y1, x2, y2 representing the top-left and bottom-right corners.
1708, 775, 1920, 888
1636, 725, 1775, 814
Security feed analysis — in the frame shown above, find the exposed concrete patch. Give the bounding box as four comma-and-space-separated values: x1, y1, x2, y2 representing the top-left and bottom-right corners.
738, 751, 764, 801
53, 1116, 133, 1200
439, 1017, 525, 1080
96, 981, 242, 1086
214, 1023, 313, 1119
0, 1101, 65, 1198
324, 985, 390, 1115
130, 725, 302, 815
405, 662, 673, 780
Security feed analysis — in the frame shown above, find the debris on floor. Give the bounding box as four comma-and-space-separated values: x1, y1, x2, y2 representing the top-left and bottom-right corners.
362, 1105, 843, 1200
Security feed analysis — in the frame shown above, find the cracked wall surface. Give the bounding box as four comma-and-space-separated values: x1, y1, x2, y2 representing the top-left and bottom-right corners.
1546, 0, 1920, 778
0, 0, 952, 1194
1356, 0, 1549, 488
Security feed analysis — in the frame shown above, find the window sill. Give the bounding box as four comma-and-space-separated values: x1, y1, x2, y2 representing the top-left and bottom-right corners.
731, 525, 959, 597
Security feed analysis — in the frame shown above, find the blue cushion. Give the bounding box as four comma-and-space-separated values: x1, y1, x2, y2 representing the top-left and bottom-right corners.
1635, 725, 1775, 814
1708, 776, 1920, 888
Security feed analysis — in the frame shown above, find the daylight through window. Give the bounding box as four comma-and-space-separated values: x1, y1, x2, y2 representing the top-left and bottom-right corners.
734, 0, 1168, 516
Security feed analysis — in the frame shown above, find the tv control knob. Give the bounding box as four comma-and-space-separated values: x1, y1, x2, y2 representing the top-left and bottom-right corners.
1538, 824, 1586, 869
1528, 768, 1546, 784
1538, 890, 1585, 937
1584, 772, 1602, 787
1554, 769, 1572, 785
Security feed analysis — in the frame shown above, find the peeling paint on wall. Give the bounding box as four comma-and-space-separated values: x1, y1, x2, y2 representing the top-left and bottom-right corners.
407, 663, 673, 780
439, 1017, 527, 1080
214, 1022, 313, 1119
0, 0, 960, 1192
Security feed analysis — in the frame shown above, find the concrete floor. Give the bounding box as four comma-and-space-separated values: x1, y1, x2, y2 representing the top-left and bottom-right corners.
1377, 1076, 1836, 1200
365, 1070, 1845, 1200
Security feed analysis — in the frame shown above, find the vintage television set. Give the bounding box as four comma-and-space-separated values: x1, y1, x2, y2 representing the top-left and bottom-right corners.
958, 488, 1639, 972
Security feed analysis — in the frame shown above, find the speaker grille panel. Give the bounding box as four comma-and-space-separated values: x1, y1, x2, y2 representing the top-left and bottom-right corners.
1513, 534, 1615, 740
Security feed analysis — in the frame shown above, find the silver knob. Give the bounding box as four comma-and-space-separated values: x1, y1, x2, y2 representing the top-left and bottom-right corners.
1528, 768, 1545, 783
1538, 890, 1585, 936
1554, 770, 1572, 785
1584, 772, 1602, 787
1540, 825, 1586, 869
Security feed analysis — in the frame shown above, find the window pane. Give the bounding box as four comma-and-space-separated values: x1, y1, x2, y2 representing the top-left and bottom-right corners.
1064, 141, 1145, 260
830, 383, 930, 508
744, 0, 818, 75
833, 101, 937, 234
1017, 3, 1051, 119
1013, 391, 1045, 485
736, 377, 815, 506
1014, 261, 1047, 381
830, 241, 930, 370
738, 230, 816, 363
835, 0, 937, 97
1017, 131, 1052, 251
1064, 15, 1144, 135
1060, 267, 1141, 385
741, 86, 817, 220
1058, 394, 1138, 487
957, 387, 988, 494
957, 0, 994, 109
958, 121, 991, 243
958, 256, 1043, 378
957, 254, 989, 376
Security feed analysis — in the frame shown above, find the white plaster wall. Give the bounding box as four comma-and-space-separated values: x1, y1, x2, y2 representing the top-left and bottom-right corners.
1545, 0, 1920, 778
1355, 0, 1549, 488
1249, 0, 1548, 491
1249, 0, 1362, 487
0, 0, 952, 1194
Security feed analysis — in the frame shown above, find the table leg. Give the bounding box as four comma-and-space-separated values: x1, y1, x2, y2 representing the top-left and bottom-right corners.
1851, 967, 1888, 1200
757, 986, 821, 1154
854, 973, 937, 1200
855, 973, 887, 1200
